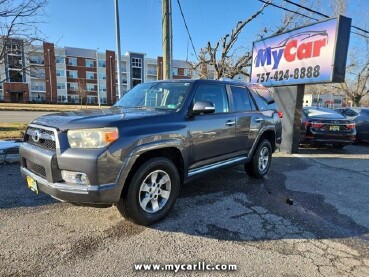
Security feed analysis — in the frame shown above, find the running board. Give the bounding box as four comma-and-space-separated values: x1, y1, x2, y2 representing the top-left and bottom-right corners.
188, 157, 248, 177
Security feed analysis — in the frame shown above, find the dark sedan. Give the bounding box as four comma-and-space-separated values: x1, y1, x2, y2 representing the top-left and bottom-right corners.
334, 107, 369, 142
300, 107, 356, 148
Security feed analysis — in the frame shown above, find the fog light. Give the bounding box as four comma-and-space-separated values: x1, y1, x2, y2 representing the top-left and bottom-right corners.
61, 170, 90, 185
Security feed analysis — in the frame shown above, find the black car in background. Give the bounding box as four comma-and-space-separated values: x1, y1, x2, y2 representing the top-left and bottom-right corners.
300, 106, 356, 148
334, 107, 369, 142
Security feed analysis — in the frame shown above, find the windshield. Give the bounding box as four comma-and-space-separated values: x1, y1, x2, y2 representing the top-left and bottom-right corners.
114, 82, 191, 110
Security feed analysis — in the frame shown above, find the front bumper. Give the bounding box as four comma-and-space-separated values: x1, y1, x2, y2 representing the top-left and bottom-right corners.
21, 167, 120, 204
19, 140, 123, 205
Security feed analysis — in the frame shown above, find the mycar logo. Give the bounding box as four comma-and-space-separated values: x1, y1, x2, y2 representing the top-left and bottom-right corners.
250, 17, 351, 86
254, 31, 329, 70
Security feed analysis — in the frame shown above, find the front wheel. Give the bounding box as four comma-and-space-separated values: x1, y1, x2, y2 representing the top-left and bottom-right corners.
245, 139, 272, 179
116, 157, 180, 226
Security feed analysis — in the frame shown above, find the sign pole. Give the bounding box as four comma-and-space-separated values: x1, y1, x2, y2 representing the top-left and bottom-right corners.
274, 85, 305, 153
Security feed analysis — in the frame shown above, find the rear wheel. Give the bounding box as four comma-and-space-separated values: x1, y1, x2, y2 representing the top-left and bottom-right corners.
116, 157, 180, 226
245, 139, 272, 179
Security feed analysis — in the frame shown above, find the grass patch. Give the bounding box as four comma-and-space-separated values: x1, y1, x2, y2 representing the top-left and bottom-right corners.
0, 123, 28, 140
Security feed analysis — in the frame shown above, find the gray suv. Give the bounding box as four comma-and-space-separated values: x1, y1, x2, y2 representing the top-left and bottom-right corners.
20, 79, 281, 225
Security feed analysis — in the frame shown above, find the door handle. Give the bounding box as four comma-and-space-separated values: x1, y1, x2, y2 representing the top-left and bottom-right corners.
254, 117, 264, 123
225, 120, 236, 126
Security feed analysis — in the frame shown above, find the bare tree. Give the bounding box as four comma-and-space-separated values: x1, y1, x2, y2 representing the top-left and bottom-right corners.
0, 0, 47, 62
189, 0, 319, 80
77, 79, 88, 109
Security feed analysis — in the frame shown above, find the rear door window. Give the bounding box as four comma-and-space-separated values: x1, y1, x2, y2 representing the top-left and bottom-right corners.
230, 86, 253, 112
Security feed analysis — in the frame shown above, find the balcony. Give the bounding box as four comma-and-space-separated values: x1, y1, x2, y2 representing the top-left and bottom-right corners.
31, 86, 46, 91
29, 58, 44, 65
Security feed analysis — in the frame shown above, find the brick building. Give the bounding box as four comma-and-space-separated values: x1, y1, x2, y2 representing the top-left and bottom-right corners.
0, 38, 192, 105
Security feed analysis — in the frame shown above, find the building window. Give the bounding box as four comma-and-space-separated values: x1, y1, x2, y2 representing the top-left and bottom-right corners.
67, 57, 77, 66
86, 59, 94, 67
31, 81, 46, 91
99, 84, 106, 92
57, 82, 66, 90
100, 97, 107, 104
334, 99, 342, 104
29, 55, 44, 65
99, 73, 106, 80
172, 67, 179, 76
56, 69, 65, 77
183, 68, 190, 76
55, 56, 65, 64
68, 95, 79, 103
131, 57, 142, 67
67, 70, 78, 78
86, 72, 95, 80
57, 95, 67, 103
69, 82, 78, 91
87, 96, 97, 104
30, 68, 45, 79
98, 60, 106, 67
86, 83, 95, 91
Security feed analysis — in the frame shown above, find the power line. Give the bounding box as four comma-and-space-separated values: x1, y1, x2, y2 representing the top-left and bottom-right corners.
283, 0, 369, 35
176, 0, 198, 60
284, 0, 329, 18
256, 0, 369, 39
258, 0, 319, 21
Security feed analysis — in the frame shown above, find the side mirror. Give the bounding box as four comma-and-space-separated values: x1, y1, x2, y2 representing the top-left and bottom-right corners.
190, 101, 215, 116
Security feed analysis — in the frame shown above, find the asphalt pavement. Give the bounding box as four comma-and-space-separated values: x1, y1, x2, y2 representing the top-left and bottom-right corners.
0, 111, 52, 123
1, 144, 369, 276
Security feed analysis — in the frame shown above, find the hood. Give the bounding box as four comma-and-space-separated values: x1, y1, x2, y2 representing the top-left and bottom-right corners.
31, 107, 169, 130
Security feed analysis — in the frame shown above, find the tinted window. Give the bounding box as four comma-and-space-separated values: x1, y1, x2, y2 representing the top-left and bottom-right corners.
344, 109, 358, 116
249, 90, 268, 111
360, 109, 369, 116
303, 107, 345, 119
193, 84, 229, 113
230, 86, 252, 112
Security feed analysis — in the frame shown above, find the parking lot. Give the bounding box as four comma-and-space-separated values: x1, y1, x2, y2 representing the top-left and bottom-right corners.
1, 144, 369, 276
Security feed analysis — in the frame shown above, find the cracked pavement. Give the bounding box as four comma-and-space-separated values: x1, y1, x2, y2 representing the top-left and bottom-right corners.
1, 144, 369, 276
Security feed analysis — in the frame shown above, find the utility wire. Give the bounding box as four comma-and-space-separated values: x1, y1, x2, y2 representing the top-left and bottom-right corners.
283, 0, 369, 35
176, 0, 199, 60
257, 0, 369, 39
258, 0, 319, 21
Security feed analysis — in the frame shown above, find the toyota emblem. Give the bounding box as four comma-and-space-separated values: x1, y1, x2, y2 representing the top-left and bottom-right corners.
32, 130, 41, 143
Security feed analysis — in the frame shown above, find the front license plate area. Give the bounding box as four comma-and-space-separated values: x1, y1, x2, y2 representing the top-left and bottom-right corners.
330, 126, 340, 131
26, 176, 39, 194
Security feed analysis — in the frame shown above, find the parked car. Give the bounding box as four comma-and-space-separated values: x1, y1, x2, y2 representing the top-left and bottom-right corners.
300, 106, 356, 148
20, 79, 280, 226
334, 107, 369, 142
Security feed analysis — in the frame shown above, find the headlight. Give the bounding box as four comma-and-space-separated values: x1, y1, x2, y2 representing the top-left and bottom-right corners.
67, 127, 118, 148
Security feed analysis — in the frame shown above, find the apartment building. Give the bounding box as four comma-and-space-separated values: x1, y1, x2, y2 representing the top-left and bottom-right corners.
0, 38, 192, 105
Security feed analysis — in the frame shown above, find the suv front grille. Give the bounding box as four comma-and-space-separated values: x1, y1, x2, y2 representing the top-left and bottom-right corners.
26, 160, 46, 178
24, 127, 56, 150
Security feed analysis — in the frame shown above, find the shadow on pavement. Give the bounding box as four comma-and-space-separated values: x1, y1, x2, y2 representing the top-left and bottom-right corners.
154, 154, 369, 243
0, 164, 56, 209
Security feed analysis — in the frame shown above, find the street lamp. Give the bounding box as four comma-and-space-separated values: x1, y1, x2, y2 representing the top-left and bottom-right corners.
96, 48, 101, 107
47, 48, 53, 103
110, 55, 113, 105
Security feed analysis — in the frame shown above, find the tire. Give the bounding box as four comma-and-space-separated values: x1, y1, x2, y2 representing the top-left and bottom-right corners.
332, 143, 346, 149
245, 139, 272, 179
116, 157, 180, 226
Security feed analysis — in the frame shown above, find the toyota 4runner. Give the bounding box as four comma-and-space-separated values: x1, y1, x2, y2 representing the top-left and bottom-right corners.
20, 79, 281, 225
